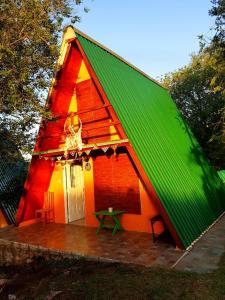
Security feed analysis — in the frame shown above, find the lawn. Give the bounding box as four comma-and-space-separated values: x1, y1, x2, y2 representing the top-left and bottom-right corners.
0, 255, 225, 300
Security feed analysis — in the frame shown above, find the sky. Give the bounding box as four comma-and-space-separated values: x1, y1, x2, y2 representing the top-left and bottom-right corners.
72, 0, 215, 80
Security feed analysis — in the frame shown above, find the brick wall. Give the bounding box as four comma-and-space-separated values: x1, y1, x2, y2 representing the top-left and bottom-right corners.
94, 153, 141, 214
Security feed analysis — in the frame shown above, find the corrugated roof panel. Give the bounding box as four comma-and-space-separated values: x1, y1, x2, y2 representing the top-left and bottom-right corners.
76, 32, 225, 248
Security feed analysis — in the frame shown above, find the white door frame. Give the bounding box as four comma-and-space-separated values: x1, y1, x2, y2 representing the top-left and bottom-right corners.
63, 161, 85, 223
63, 163, 69, 223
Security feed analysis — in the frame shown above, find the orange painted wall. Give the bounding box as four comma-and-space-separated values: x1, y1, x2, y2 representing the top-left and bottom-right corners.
120, 180, 164, 233
83, 158, 96, 226
48, 164, 65, 223
16, 157, 55, 223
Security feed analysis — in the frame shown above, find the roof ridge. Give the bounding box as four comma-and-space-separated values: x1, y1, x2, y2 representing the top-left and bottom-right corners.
71, 26, 166, 90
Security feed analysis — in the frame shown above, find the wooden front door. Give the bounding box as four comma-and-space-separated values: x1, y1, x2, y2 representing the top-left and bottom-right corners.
66, 162, 85, 222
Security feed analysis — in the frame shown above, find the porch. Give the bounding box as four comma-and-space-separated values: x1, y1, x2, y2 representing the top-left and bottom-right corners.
0, 222, 182, 267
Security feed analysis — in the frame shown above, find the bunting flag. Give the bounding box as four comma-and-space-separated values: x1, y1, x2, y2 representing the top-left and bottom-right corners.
85, 149, 91, 156
102, 147, 109, 153
38, 148, 96, 162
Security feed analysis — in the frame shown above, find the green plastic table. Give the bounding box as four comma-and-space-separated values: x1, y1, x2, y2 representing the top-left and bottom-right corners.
94, 210, 125, 236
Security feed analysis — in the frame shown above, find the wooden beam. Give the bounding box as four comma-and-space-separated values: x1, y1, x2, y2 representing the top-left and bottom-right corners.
37, 121, 120, 140
48, 104, 112, 121
33, 139, 129, 156
83, 121, 120, 132
82, 132, 118, 141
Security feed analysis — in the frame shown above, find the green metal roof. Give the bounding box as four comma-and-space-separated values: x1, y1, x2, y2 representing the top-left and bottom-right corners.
218, 170, 225, 183
76, 32, 225, 248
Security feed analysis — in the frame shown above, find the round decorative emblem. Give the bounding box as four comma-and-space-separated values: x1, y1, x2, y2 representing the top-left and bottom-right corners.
85, 162, 91, 171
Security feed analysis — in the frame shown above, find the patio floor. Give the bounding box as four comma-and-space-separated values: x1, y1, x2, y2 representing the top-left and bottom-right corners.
0, 222, 182, 268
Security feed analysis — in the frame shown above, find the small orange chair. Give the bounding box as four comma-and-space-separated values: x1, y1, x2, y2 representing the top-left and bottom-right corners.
35, 191, 55, 223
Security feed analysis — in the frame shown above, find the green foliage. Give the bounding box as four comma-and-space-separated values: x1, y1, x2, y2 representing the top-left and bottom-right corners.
162, 0, 225, 168
0, 0, 84, 157
209, 0, 225, 44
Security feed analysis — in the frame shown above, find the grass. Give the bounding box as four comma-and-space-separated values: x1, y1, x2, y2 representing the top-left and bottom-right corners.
0, 255, 225, 300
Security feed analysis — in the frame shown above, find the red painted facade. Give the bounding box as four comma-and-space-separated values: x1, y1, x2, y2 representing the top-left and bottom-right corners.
36, 44, 83, 152
76, 79, 112, 143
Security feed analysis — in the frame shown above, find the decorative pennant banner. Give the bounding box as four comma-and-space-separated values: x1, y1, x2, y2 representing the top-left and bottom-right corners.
56, 156, 62, 161
44, 157, 49, 160
92, 144, 98, 150
102, 147, 109, 153
39, 155, 42, 159
78, 151, 82, 157
85, 150, 91, 156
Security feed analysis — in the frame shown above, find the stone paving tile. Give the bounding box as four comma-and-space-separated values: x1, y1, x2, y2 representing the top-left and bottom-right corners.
174, 213, 225, 273
0, 222, 182, 268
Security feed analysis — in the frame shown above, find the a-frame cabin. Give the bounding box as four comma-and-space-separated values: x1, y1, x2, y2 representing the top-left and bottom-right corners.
16, 27, 225, 249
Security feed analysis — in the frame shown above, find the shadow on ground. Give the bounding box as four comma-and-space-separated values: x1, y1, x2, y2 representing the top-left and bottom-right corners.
0, 254, 225, 300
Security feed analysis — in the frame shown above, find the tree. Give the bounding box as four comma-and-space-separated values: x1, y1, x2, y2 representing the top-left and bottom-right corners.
0, 0, 85, 158
208, 0, 225, 106
162, 0, 225, 168
209, 0, 225, 45
163, 51, 225, 168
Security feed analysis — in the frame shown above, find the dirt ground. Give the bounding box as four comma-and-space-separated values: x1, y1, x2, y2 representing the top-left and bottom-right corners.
0, 255, 225, 300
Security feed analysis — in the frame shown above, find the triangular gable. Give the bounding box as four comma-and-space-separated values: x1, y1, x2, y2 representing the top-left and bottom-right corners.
16, 31, 128, 225
73, 27, 225, 248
